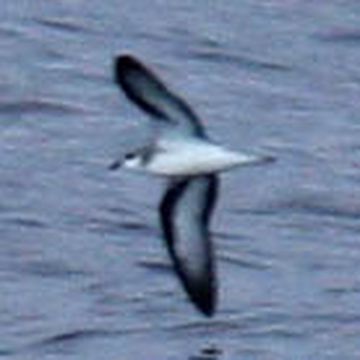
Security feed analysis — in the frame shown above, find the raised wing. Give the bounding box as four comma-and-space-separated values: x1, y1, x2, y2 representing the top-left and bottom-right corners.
159, 175, 218, 316
114, 55, 206, 138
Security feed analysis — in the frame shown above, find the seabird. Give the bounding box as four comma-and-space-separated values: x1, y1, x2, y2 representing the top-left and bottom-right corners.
110, 55, 274, 316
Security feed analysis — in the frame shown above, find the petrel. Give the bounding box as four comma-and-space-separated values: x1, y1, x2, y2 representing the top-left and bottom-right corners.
110, 55, 274, 316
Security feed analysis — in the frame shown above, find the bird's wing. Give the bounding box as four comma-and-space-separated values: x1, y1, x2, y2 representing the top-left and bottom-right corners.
114, 55, 206, 138
159, 174, 218, 316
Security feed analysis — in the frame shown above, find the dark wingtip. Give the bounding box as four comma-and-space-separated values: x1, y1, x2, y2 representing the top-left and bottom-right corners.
178, 269, 217, 317
113, 54, 167, 118
197, 298, 216, 317
115, 54, 136, 66
190, 281, 217, 317
114, 54, 142, 85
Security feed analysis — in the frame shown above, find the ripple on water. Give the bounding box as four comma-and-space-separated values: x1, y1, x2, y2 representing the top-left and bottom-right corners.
0, 98, 90, 116
32, 16, 91, 34
38, 328, 114, 346
218, 251, 272, 271
26, 328, 117, 356
16, 259, 89, 279
314, 28, 360, 45
0, 23, 23, 38
87, 215, 155, 236
3, 216, 48, 229
269, 190, 360, 220
137, 256, 172, 275
188, 49, 292, 73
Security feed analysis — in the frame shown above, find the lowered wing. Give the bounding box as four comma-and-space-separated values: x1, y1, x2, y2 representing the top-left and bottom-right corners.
159, 175, 218, 316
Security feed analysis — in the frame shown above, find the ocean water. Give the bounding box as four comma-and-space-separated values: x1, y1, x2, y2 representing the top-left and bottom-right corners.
1, 1, 360, 359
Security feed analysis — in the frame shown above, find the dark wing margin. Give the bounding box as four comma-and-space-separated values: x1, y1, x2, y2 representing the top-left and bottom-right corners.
159, 175, 219, 316
114, 55, 206, 137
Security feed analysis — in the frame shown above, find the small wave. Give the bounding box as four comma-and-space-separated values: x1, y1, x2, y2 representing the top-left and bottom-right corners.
33, 17, 89, 34
189, 345, 222, 360
33, 324, 159, 350
303, 311, 360, 325
36, 328, 114, 348
137, 258, 172, 273
0, 348, 14, 356
0, 24, 23, 37
4, 216, 47, 229
87, 216, 154, 236
45, 329, 110, 343
190, 50, 291, 72
315, 28, 360, 44
324, 283, 360, 296
105, 205, 138, 216
271, 192, 360, 220
17, 260, 88, 279
0, 98, 89, 116
219, 252, 271, 271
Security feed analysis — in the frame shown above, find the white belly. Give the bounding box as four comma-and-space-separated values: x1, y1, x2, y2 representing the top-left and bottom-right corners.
146, 141, 255, 176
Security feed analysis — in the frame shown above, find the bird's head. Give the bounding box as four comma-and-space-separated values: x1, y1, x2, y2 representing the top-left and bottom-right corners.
109, 151, 144, 171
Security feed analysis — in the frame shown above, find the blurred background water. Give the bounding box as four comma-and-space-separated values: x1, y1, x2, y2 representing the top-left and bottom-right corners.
1, 0, 360, 359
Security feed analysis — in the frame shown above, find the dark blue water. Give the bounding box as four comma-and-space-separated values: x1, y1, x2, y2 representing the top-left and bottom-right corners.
1, 1, 360, 359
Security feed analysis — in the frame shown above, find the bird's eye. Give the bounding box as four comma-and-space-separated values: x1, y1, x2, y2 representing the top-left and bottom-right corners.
125, 153, 136, 160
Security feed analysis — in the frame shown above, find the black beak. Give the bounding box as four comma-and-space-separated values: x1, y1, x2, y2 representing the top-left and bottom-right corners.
109, 159, 122, 170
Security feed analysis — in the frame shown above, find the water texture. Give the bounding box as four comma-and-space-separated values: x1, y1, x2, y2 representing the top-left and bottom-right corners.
1, 1, 360, 359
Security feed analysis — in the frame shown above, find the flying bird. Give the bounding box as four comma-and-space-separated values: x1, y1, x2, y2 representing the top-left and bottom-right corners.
110, 55, 274, 316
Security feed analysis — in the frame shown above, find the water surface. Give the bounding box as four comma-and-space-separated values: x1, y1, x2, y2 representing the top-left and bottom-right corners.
1, 1, 360, 359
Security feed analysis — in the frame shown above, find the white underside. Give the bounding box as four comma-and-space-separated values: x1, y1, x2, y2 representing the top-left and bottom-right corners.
133, 138, 263, 176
